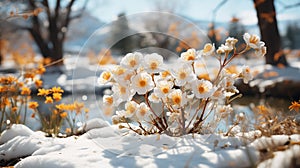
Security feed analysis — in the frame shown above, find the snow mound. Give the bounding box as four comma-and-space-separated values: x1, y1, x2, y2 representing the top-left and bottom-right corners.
0, 121, 299, 167
0, 124, 35, 144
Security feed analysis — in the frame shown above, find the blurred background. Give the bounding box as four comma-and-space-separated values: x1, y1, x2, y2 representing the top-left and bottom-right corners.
0, 0, 299, 124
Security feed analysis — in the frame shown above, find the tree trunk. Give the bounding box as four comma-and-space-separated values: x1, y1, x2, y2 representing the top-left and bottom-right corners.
254, 0, 288, 66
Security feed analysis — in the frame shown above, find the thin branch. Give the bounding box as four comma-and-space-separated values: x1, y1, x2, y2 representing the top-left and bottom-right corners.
61, 0, 75, 41
277, 1, 300, 13
69, 0, 88, 21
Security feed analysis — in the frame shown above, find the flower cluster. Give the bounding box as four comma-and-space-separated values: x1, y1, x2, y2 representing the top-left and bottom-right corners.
31, 87, 88, 136
99, 33, 266, 136
0, 64, 45, 133
37, 86, 64, 103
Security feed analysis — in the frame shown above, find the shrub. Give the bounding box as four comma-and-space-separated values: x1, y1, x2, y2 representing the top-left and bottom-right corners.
99, 33, 267, 136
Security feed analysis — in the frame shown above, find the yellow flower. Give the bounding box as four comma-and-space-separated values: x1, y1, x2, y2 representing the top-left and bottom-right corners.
60, 112, 68, 118
12, 106, 18, 113
0, 86, 4, 92
0, 76, 17, 85
24, 72, 35, 79
56, 103, 67, 110
52, 93, 62, 101
21, 87, 31, 95
37, 88, 50, 96
2, 98, 10, 106
289, 101, 300, 112
34, 79, 43, 88
52, 109, 59, 115
36, 64, 46, 74
45, 96, 53, 104
29, 101, 39, 109
51, 86, 64, 93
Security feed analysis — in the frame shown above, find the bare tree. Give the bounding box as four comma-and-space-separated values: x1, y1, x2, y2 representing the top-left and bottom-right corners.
4, 0, 87, 65
254, 0, 288, 66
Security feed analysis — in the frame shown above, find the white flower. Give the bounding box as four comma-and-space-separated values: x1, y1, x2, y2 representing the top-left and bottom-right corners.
143, 53, 164, 73
168, 89, 187, 108
131, 72, 154, 95
111, 65, 126, 76
219, 73, 239, 94
136, 102, 151, 121
111, 65, 133, 84
98, 71, 112, 84
103, 95, 114, 106
192, 79, 215, 99
124, 101, 139, 118
243, 33, 265, 49
216, 105, 233, 118
112, 83, 135, 106
216, 44, 232, 54
148, 92, 160, 103
112, 115, 122, 124
120, 52, 143, 70
240, 66, 253, 84
255, 46, 267, 57
153, 80, 174, 99
225, 37, 238, 49
211, 88, 225, 100
200, 43, 215, 57
180, 48, 198, 61
171, 62, 196, 86
155, 70, 173, 82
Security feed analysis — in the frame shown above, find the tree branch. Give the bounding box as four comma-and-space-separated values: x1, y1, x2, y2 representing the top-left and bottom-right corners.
59, 0, 75, 41
277, 1, 300, 13
69, 0, 88, 20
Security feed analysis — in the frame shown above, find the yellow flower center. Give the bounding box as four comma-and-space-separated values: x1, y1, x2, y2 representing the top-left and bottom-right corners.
203, 44, 213, 53
179, 72, 186, 79
127, 104, 136, 114
120, 86, 126, 94
173, 96, 181, 105
198, 85, 208, 94
245, 67, 250, 73
161, 87, 169, 94
129, 59, 137, 67
102, 72, 111, 80
150, 62, 158, 70
139, 79, 147, 87
105, 96, 113, 105
115, 67, 125, 75
161, 71, 170, 78
226, 81, 232, 87
249, 36, 259, 44
139, 108, 147, 116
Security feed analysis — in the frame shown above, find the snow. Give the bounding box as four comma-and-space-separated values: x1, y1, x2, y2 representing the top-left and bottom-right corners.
1, 118, 299, 167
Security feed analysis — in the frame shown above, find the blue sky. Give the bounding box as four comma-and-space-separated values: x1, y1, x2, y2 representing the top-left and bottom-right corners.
86, 0, 300, 25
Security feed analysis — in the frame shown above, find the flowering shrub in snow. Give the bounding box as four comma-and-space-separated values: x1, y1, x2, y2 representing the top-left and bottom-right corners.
99, 33, 267, 136
0, 61, 89, 136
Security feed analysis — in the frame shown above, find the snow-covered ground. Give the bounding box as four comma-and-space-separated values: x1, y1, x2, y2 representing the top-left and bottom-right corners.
1, 118, 299, 168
